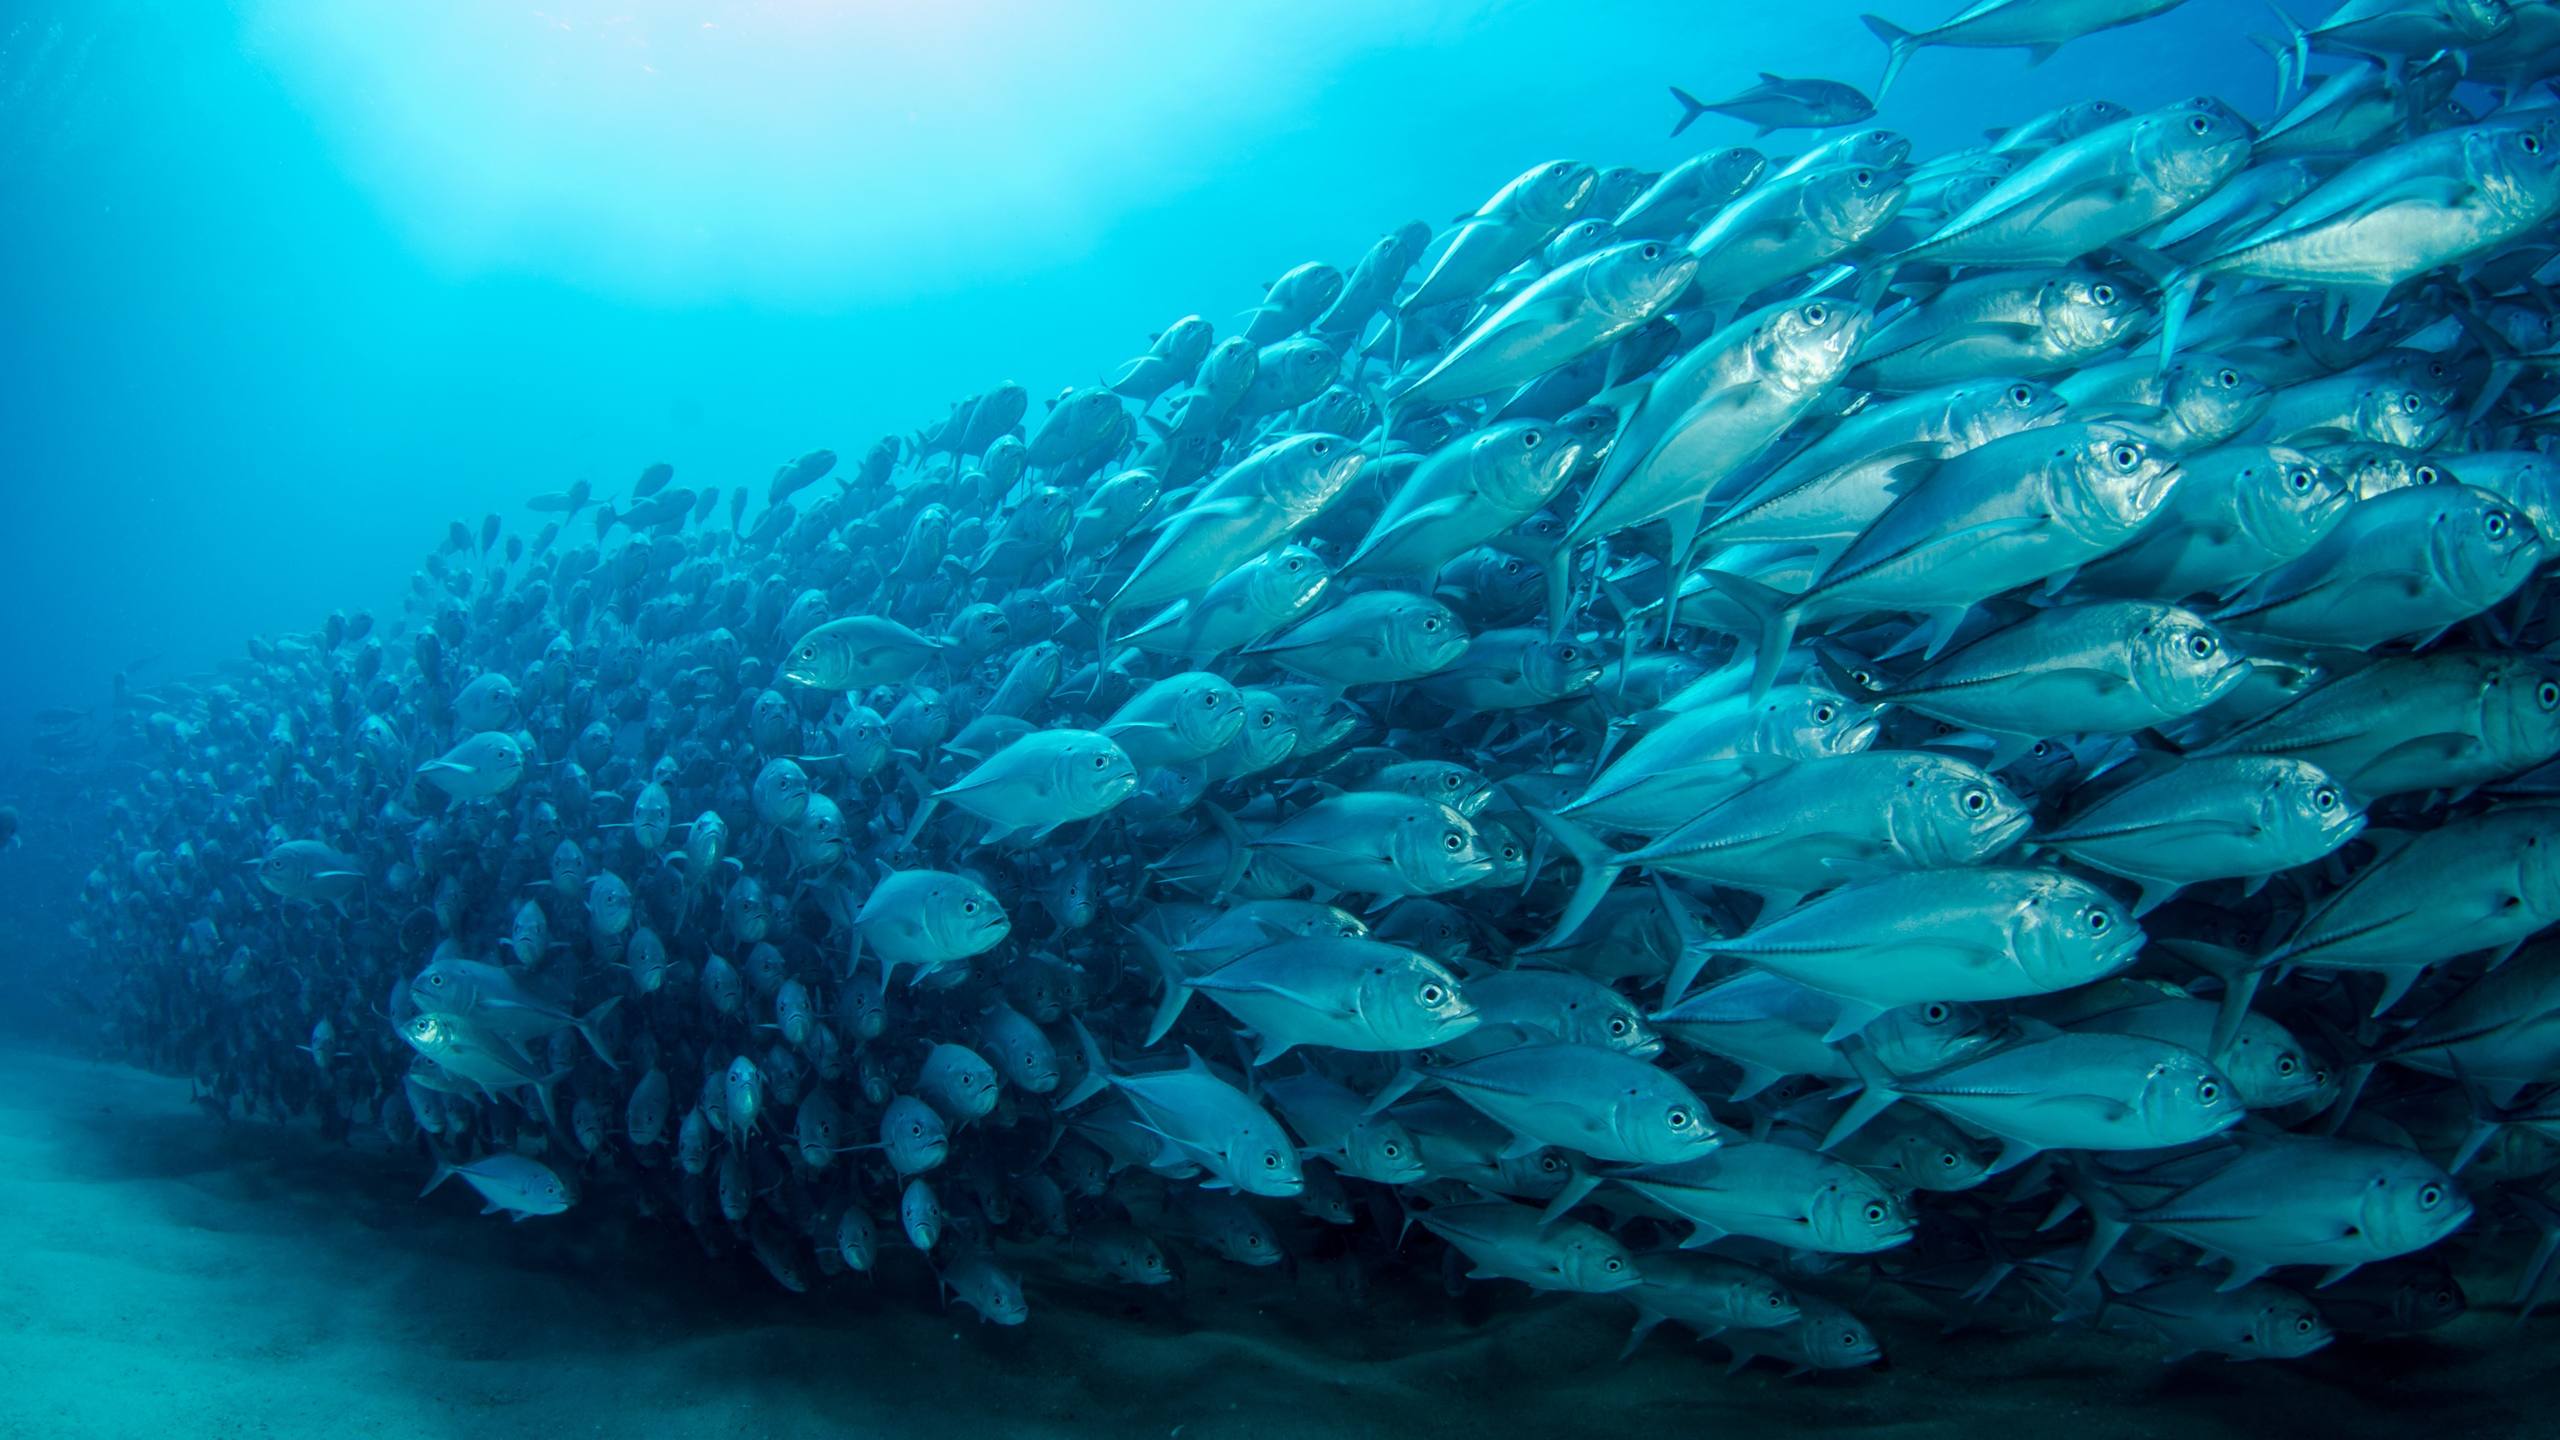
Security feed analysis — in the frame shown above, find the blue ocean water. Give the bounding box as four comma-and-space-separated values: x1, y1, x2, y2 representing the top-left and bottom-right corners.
7, 4, 2556, 1438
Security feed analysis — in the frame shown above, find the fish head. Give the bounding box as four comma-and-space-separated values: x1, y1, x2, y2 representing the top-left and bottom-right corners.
2481, 659, 2560, 770
1803, 1302, 1883, 1368
2162, 354, 2271, 446
782, 627, 848, 689
1829, 127, 1910, 171
2427, 488, 2543, 610
1563, 1229, 1641, 1293
1509, 158, 1600, 228
1234, 691, 1301, 773
1865, 998, 1994, 1076
1809, 1173, 1915, 1253
1473, 812, 1532, 889
1807, 161, 1908, 244
2056, 424, 2181, 540
2246, 1289, 2333, 1359
1230, 1124, 1305, 1198
1542, 218, 1616, 270
884, 1096, 949, 1175
1473, 419, 1588, 515
1769, 682, 1883, 759
2018, 873, 2144, 989
1759, 296, 1870, 393
2361, 381, 2454, 450
1350, 1112, 1429, 1185
2131, 606, 2249, 714
1956, 378, 2070, 450
2448, 0, 2518, 41
1904, 756, 2032, 864
2138, 104, 2254, 200
1380, 596, 1471, 677
2038, 270, 2143, 359
1592, 238, 1700, 320
2137, 1046, 2246, 1144
1392, 800, 1496, 895
1365, 951, 1479, 1049
2235, 447, 2353, 556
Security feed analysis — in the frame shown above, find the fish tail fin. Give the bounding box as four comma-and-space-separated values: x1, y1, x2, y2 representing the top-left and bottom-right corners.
419, 1156, 457, 1199
577, 996, 623, 1069
1132, 925, 1193, 1048
898, 760, 941, 847
1820, 1047, 1900, 1151
1543, 540, 1577, 640
1667, 86, 1710, 139
2260, 0, 2308, 102
1058, 1015, 1112, 1110
1860, 13, 1915, 97
1701, 570, 1799, 702
1654, 877, 1717, 1010
2154, 263, 2199, 370
1524, 807, 1621, 951
1200, 801, 1251, 901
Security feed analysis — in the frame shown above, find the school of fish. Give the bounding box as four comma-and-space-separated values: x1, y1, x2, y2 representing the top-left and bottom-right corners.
54, 0, 2560, 1373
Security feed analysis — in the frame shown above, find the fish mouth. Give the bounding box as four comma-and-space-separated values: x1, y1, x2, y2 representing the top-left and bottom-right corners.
1979, 811, 2034, 855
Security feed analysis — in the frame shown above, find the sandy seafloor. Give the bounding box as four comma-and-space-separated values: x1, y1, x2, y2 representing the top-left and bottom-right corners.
0, 1038, 2550, 1440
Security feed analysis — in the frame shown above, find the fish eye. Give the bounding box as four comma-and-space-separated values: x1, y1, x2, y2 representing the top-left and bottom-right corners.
1419, 982, 1447, 1004
1864, 1202, 1887, 1223
2199, 1079, 2221, 1102
1604, 1256, 1624, 1272
2487, 512, 2509, 538
2086, 908, 2110, 933
1814, 703, 1837, 723
1853, 169, 1873, 184
799, 646, 815, 660
2541, 681, 2560, 708
2189, 633, 2215, 658
1803, 303, 1828, 325
2277, 1055, 2299, 1076
1285, 557, 1304, 571
2111, 443, 2141, 469
1548, 163, 1568, 176
2295, 1317, 2314, 1335
2009, 384, 2033, 405
1639, 243, 1661, 260
1522, 429, 1544, 449
1608, 1017, 1630, 1036
1667, 1108, 1691, 1129
909, 1122, 923, 1136
2218, 368, 2239, 387
1939, 1150, 1959, 1168
1200, 692, 1219, 707
1311, 439, 1331, 454
1259, 713, 1275, 728
2187, 115, 2209, 135
1842, 1331, 1860, 1347
2401, 392, 2423, 414
1924, 1002, 1949, 1023
1381, 1141, 1401, 1158
2526, 134, 2545, 156
1443, 831, 1468, 852
1262, 1150, 1282, 1169
2417, 464, 2441, 485
1421, 617, 1440, 631
1963, 790, 1988, 814
2093, 283, 2117, 304
2313, 787, 2337, 811
962, 900, 979, 914
2420, 1184, 2443, 1208
2288, 467, 2313, 493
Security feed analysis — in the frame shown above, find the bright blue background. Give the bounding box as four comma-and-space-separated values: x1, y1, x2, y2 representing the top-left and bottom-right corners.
0, 0, 2271, 757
